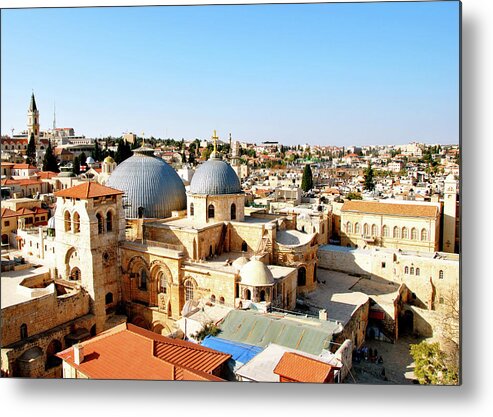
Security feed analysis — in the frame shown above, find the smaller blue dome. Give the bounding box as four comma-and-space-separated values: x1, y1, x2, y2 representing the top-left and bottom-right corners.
190, 157, 242, 195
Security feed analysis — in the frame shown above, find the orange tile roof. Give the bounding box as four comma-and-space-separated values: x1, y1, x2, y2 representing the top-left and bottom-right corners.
13, 164, 37, 169
56, 323, 229, 381
273, 352, 336, 383
1, 208, 18, 218
16, 208, 34, 215
1, 162, 15, 167
36, 171, 58, 179
341, 200, 439, 218
54, 182, 124, 199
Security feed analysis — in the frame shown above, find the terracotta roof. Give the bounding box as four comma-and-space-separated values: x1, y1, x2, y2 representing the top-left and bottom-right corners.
1, 208, 18, 218
273, 352, 336, 383
56, 323, 229, 381
13, 164, 37, 169
341, 200, 439, 218
32, 207, 49, 214
1, 162, 15, 167
54, 182, 124, 199
36, 171, 58, 179
16, 208, 34, 215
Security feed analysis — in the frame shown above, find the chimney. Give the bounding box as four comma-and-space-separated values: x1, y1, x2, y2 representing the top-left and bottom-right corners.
73, 343, 84, 365
319, 309, 328, 321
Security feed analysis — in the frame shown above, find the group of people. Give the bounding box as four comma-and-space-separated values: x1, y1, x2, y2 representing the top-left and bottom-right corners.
353, 346, 384, 364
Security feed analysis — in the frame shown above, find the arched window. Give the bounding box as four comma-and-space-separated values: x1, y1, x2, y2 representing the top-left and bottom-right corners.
210, 294, 216, 303
244, 288, 251, 300
371, 224, 377, 237
416, 268, 420, 276
410, 267, 415, 275
219, 296, 225, 305
231, 203, 236, 220
404, 266, 409, 274
382, 225, 389, 237
241, 241, 248, 252
72, 212, 80, 233
364, 223, 369, 236
421, 229, 428, 241
159, 272, 168, 294
185, 280, 194, 301
20, 324, 28, 340
139, 268, 148, 290
439, 270, 444, 280
208, 204, 215, 219
402, 227, 408, 239
106, 211, 113, 232
70, 267, 81, 281
297, 267, 307, 286
64, 211, 71, 232
411, 228, 417, 240
190, 202, 194, 216
96, 213, 104, 234
393, 226, 400, 239
355, 223, 361, 234
346, 222, 352, 234
105, 292, 113, 304
45, 339, 62, 369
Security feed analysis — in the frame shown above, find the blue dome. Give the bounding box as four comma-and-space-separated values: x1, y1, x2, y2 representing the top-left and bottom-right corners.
106, 149, 186, 218
190, 157, 242, 195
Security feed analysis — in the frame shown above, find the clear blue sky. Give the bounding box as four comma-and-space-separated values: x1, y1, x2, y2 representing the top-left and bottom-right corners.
1, 1, 460, 146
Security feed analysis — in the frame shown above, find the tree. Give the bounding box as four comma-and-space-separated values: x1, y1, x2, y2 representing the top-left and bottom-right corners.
114, 140, 132, 164
191, 322, 221, 342
72, 156, 80, 175
91, 140, 102, 161
26, 133, 37, 164
301, 164, 313, 192
410, 341, 459, 385
346, 192, 363, 200
42, 141, 59, 173
79, 152, 87, 167
364, 163, 375, 192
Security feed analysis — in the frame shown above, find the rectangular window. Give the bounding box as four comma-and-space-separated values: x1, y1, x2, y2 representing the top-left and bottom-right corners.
381, 262, 386, 268
4, 221, 9, 227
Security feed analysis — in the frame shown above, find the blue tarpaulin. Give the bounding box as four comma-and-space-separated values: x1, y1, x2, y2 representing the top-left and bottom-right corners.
201, 336, 264, 365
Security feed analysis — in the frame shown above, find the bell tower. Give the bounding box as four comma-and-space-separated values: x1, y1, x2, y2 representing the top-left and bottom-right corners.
27, 92, 40, 143
442, 173, 457, 253
53, 182, 126, 333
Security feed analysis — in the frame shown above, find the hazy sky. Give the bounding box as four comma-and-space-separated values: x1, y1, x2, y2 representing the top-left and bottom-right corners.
1, 1, 460, 146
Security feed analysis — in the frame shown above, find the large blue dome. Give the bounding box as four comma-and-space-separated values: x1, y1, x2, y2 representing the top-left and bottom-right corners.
189, 156, 242, 195
106, 148, 186, 219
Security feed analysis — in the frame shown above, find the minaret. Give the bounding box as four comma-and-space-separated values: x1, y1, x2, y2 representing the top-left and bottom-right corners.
210, 129, 219, 159
442, 173, 457, 253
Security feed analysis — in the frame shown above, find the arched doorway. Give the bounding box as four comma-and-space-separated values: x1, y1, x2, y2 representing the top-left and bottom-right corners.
260, 290, 266, 302
400, 310, 414, 335
45, 339, 63, 369
297, 267, 306, 286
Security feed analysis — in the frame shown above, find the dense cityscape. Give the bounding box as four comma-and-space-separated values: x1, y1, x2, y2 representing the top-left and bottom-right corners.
1, 93, 460, 384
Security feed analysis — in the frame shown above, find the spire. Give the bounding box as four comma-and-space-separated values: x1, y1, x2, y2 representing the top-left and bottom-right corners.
210, 129, 221, 160
29, 92, 37, 112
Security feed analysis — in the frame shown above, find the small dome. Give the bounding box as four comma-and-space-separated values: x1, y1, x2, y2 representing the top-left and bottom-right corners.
190, 157, 242, 195
104, 156, 115, 164
86, 156, 95, 164
47, 216, 56, 229
18, 347, 43, 362
106, 149, 186, 218
232, 256, 250, 272
240, 258, 274, 286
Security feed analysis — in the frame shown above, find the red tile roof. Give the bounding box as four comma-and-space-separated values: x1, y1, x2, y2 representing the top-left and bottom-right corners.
273, 352, 336, 383
36, 171, 58, 179
56, 323, 229, 381
341, 200, 439, 218
16, 208, 34, 215
1, 208, 18, 218
13, 164, 37, 169
54, 182, 124, 199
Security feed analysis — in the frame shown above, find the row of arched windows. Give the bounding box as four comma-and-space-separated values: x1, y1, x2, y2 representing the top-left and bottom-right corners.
96, 211, 114, 234
64, 211, 81, 233
190, 202, 237, 220
345, 222, 429, 241
404, 266, 421, 276
64, 210, 114, 234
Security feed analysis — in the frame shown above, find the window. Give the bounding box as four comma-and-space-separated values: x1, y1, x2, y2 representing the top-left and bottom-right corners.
382, 225, 389, 237
185, 280, 194, 301
231, 203, 236, 220
411, 228, 417, 240
96, 213, 104, 234
371, 224, 377, 237
381, 262, 386, 268
402, 227, 408, 239
364, 223, 369, 236
70, 267, 81, 281
355, 223, 361, 234
404, 266, 409, 274
297, 267, 307, 286
410, 267, 415, 275
210, 294, 216, 303
159, 272, 167, 294
64, 211, 71, 232
139, 268, 148, 290
20, 324, 28, 340
439, 270, 444, 280
73, 212, 80, 233
208, 204, 215, 219
393, 226, 399, 239
322, 224, 325, 234
190, 203, 194, 216
4, 221, 9, 227
439, 296, 444, 304
219, 296, 225, 305
241, 241, 248, 252
105, 292, 113, 305
421, 229, 428, 241
106, 211, 113, 232
416, 268, 420, 276
346, 222, 352, 234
